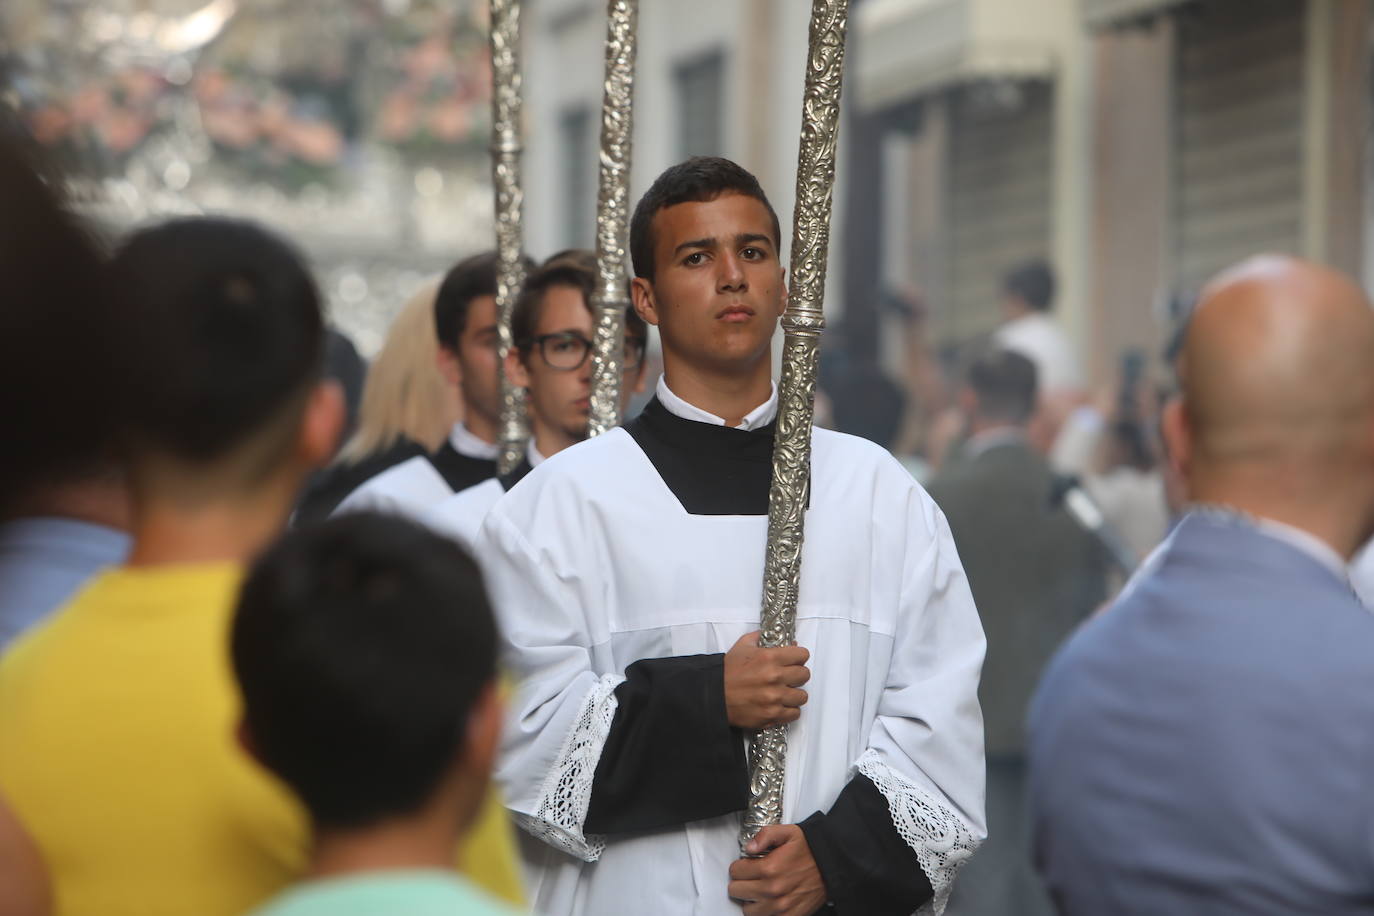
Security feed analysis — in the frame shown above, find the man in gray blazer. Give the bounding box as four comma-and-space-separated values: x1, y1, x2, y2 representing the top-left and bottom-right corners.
1029, 255, 1374, 915
929, 349, 1106, 916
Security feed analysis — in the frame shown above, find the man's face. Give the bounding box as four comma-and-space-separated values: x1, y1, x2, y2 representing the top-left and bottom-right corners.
631, 193, 785, 375
1001, 292, 1029, 322
456, 294, 502, 427
510, 284, 649, 444
515, 284, 596, 444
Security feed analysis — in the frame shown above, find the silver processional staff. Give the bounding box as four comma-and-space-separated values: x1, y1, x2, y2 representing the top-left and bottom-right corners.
741, 0, 850, 848
586, 0, 638, 437
488, 0, 530, 474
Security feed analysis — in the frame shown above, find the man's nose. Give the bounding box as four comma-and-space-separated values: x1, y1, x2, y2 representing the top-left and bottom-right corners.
718, 253, 747, 292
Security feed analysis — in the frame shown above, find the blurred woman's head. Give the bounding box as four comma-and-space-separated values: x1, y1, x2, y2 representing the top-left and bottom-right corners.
335, 281, 461, 464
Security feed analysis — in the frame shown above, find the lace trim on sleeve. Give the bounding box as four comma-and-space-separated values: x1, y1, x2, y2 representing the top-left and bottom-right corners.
513, 673, 625, 862
856, 748, 982, 916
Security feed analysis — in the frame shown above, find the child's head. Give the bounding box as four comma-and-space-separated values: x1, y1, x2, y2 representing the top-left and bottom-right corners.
232, 513, 501, 834
111, 218, 343, 505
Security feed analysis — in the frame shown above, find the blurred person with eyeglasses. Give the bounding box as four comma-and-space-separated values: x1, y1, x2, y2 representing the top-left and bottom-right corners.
427, 251, 648, 548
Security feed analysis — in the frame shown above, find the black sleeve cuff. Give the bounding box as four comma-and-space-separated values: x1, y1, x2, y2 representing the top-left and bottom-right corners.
584, 654, 749, 834
799, 775, 934, 916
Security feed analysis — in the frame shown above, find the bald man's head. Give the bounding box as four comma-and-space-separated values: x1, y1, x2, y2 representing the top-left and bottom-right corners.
1179, 255, 1374, 472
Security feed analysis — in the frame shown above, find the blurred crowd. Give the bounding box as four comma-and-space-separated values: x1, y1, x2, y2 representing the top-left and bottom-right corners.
6, 2, 490, 185
824, 258, 1177, 574
816, 259, 1181, 916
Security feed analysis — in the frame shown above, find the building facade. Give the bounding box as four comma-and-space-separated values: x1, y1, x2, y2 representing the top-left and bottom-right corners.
839, 0, 1089, 379
1085, 0, 1370, 384
520, 0, 1374, 391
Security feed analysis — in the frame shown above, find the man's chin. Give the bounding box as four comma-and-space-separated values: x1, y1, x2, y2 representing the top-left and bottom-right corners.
474, 404, 504, 428
699, 338, 775, 371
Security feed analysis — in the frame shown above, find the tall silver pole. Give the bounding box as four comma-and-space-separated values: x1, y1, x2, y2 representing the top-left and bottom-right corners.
741, 0, 849, 848
586, 0, 638, 438
489, 0, 530, 474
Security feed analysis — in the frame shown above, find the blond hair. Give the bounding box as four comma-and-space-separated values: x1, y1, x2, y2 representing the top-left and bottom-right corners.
335, 280, 458, 464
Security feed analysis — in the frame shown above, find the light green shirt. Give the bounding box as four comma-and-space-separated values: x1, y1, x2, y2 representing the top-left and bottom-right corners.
248, 869, 521, 916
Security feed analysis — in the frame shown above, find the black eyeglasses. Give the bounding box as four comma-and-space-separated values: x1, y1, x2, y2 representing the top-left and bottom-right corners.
524, 331, 647, 373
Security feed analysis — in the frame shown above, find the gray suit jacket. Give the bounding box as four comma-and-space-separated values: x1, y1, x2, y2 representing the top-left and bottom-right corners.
1030, 512, 1374, 915
928, 439, 1106, 756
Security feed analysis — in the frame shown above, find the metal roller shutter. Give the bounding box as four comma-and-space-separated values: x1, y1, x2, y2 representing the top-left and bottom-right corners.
946, 81, 1055, 343
1173, 0, 1305, 294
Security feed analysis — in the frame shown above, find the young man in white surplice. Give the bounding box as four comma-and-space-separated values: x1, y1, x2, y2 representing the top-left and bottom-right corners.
476, 157, 987, 916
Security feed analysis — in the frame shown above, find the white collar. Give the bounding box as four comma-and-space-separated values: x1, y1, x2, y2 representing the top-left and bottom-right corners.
655, 375, 778, 431
1003, 311, 1052, 331
964, 426, 1028, 461
527, 440, 546, 468
449, 423, 499, 461
1190, 504, 1349, 582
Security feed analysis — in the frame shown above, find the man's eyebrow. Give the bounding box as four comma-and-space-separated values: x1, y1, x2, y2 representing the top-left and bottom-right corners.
736, 233, 774, 250
672, 237, 716, 257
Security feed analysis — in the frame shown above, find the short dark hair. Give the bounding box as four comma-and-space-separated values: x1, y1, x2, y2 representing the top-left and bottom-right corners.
232, 512, 498, 830
434, 250, 535, 352
111, 217, 323, 466
629, 157, 781, 281
1003, 260, 1056, 312
0, 140, 122, 508
968, 348, 1038, 424
512, 250, 647, 351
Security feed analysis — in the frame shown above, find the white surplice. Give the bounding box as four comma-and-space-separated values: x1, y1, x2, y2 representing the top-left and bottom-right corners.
475, 386, 987, 916
332, 423, 500, 520
426, 442, 546, 547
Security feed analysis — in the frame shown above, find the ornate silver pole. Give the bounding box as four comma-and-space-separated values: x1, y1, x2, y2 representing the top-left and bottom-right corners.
741, 0, 849, 848
585, 0, 638, 437
489, 0, 529, 473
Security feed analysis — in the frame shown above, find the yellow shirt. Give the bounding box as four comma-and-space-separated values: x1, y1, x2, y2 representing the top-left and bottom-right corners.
0, 563, 524, 916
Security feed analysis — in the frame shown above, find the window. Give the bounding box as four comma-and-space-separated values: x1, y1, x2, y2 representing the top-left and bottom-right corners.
674, 50, 725, 160
559, 106, 595, 249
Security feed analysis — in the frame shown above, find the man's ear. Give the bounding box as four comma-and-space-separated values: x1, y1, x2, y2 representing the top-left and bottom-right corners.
445, 680, 504, 835
777, 267, 789, 318
462, 681, 504, 794
504, 348, 531, 389
436, 345, 462, 388
298, 380, 346, 469
1161, 396, 1191, 479
631, 278, 659, 327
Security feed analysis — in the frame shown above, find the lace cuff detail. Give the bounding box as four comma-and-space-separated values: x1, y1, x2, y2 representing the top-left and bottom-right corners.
856, 749, 981, 916
513, 673, 625, 862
